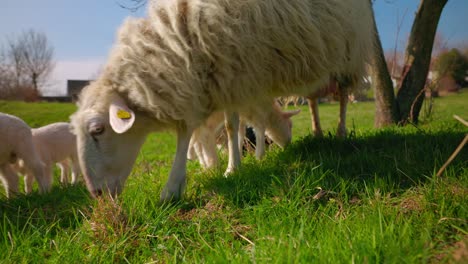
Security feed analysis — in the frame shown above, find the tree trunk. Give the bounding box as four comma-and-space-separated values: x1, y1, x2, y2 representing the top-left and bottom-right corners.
396, 0, 448, 124
32, 72, 38, 93
371, 8, 398, 127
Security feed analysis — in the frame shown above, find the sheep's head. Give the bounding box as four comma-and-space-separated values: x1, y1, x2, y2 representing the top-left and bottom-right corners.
265, 108, 301, 148
71, 90, 148, 198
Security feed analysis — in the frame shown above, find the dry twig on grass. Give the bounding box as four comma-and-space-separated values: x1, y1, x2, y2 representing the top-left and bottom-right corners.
436, 115, 468, 177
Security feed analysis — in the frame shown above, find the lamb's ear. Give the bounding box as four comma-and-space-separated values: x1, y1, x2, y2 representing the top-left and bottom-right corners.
283, 109, 301, 119
109, 97, 135, 134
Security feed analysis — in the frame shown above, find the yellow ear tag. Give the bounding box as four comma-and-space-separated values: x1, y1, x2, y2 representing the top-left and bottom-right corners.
117, 109, 132, 119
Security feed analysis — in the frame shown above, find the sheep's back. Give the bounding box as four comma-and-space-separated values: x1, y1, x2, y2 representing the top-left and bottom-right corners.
32, 122, 76, 164
94, 0, 375, 127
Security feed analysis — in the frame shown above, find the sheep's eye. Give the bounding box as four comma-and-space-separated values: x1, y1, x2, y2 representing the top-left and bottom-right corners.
88, 122, 105, 137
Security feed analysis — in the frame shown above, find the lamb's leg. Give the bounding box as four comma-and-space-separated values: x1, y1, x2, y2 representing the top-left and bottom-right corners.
58, 160, 70, 185
40, 164, 53, 193
254, 126, 266, 160
18, 140, 50, 193
224, 111, 241, 176
306, 96, 323, 137
189, 128, 209, 168
187, 137, 197, 161
337, 86, 348, 138
70, 158, 80, 184
201, 129, 219, 169
0, 164, 19, 198
160, 127, 192, 202
194, 141, 207, 168
24, 172, 34, 194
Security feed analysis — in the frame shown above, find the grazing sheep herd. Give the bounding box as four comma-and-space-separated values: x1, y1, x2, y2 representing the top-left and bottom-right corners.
1, 0, 376, 201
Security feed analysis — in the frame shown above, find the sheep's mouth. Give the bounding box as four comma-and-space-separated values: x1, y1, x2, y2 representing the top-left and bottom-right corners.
88, 183, 122, 199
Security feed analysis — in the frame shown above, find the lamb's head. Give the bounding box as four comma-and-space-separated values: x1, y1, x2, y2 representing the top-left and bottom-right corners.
265, 105, 301, 148
71, 87, 149, 198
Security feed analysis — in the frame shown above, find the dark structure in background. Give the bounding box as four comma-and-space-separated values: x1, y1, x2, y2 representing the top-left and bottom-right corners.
67, 80, 91, 102
39, 79, 91, 102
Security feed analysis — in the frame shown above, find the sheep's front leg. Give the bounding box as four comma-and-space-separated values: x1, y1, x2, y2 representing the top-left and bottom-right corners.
160, 127, 192, 202
224, 111, 241, 176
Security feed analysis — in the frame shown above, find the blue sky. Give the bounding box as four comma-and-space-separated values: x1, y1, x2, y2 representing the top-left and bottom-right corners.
1, 0, 467, 95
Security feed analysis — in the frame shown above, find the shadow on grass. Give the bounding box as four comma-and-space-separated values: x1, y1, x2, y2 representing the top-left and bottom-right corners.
0, 183, 92, 234
201, 129, 467, 207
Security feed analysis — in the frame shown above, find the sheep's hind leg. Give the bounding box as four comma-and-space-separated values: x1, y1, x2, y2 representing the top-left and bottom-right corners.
306, 96, 323, 137
0, 164, 19, 198
224, 111, 241, 176
337, 85, 348, 138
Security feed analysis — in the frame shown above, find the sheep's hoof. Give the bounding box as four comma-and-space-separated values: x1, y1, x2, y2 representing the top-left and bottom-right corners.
160, 183, 185, 203
223, 167, 236, 177
314, 130, 324, 138
337, 129, 347, 138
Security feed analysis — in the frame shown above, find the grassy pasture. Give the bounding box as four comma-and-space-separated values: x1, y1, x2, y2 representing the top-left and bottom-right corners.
0, 90, 467, 263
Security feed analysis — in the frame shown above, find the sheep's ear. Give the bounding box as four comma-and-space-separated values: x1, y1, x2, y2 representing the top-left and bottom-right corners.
283, 109, 301, 119
109, 97, 135, 134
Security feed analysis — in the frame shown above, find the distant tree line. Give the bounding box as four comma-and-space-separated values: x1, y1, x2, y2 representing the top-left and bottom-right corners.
0, 29, 55, 101
433, 48, 468, 88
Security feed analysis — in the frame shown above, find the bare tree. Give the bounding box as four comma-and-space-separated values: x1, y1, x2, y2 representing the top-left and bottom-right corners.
395, 0, 448, 125
117, 0, 147, 12
390, 7, 408, 79
6, 38, 26, 88
0, 29, 55, 100
14, 30, 55, 93
0, 47, 16, 99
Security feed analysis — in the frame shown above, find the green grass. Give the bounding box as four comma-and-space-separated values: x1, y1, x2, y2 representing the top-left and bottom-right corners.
0, 91, 467, 263
0, 100, 77, 128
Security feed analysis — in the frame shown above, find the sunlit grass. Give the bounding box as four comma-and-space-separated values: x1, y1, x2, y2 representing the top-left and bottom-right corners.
0, 90, 467, 262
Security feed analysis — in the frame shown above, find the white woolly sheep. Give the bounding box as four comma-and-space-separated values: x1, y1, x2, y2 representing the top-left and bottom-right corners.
188, 101, 300, 169
70, 0, 376, 201
0, 113, 50, 197
14, 122, 81, 193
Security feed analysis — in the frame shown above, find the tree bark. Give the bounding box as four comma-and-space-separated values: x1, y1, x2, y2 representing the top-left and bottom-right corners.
396, 0, 448, 124
371, 8, 399, 127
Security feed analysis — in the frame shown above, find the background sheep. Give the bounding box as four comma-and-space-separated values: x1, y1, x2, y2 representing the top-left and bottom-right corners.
70, 0, 375, 201
0, 113, 50, 197
14, 122, 80, 193
306, 77, 350, 138
189, 101, 300, 169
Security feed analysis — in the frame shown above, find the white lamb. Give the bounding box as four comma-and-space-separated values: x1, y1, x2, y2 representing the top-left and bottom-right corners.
0, 113, 50, 197
14, 122, 81, 193
188, 101, 300, 169
70, 0, 376, 201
